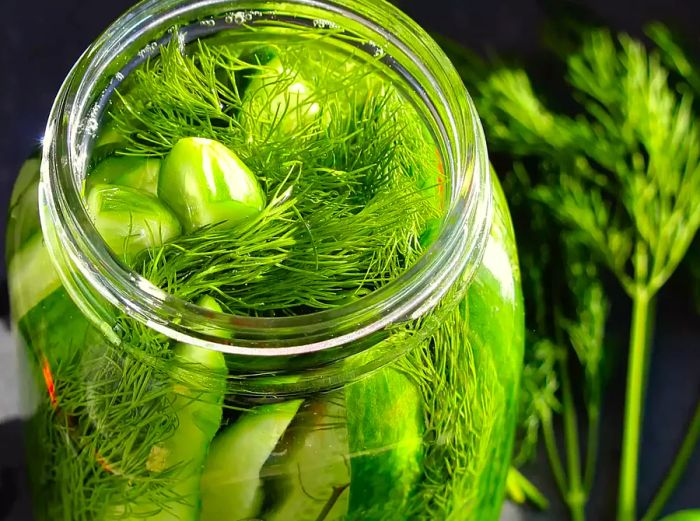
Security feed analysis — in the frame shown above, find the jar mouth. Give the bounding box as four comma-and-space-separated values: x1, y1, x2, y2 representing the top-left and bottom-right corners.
41, 0, 491, 356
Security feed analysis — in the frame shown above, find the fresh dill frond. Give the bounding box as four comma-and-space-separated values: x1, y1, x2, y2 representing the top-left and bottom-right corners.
21, 293, 182, 521
106, 27, 442, 315
477, 30, 700, 296
455, 23, 700, 521
398, 303, 502, 520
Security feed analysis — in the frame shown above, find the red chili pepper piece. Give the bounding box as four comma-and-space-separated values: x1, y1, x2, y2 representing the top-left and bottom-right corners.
41, 356, 58, 410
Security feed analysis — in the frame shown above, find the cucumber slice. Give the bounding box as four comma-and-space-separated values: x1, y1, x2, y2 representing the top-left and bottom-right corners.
147, 297, 227, 520
158, 137, 265, 232
95, 125, 124, 149
86, 183, 182, 259
7, 179, 40, 249
87, 156, 161, 196
10, 158, 41, 207
89, 120, 130, 165
104, 296, 227, 521
200, 399, 302, 520
242, 56, 323, 135
345, 368, 424, 519
7, 159, 41, 259
263, 395, 350, 521
8, 234, 61, 322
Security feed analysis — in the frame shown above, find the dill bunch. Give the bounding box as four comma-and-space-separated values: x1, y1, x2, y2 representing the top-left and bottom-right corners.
107, 27, 442, 315
398, 302, 502, 520
20, 291, 181, 521
448, 23, 700, 521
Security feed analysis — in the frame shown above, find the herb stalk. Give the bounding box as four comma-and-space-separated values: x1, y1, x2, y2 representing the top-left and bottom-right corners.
640, 401, 700, 521
561, 357, 586, 521
583, 403, 601, 495
618, 288, 652, 521
542, 412, 569, 502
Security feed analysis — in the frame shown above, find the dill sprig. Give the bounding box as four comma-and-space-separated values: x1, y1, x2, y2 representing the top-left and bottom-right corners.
135, 178, 432, 315
398, 303, 501, 520
455, 24, 700, 521
21, 293, 183, 521
108, 28, 441, 315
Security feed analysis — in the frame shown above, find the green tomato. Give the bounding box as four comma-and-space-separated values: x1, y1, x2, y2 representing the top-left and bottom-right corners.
159, 137, 265, 232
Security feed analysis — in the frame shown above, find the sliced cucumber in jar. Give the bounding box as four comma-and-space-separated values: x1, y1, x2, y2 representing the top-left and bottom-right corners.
8, 234, 61, 322
7, 158, 41, 259
148, 296, 227, 520
10, 157, 41, 208
158, 137, 265, 232
87, 156, 161, 196
200, 399, 302, 521
104, 296, 228, 521
86, 183, 182, 260
345, 368, 424, 519
263, 395, 350, 521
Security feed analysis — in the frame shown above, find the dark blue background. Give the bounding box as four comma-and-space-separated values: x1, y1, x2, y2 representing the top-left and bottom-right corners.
0, 1, 698, 520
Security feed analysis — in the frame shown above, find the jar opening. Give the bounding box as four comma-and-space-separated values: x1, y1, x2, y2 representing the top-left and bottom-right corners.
41, 0, 491, 356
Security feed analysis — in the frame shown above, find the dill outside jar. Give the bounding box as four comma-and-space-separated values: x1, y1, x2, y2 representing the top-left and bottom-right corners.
6, 0, 524, 520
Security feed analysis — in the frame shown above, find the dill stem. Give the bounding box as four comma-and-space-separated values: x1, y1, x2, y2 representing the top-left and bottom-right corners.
640, 400, 700, 521
617, 287, 653, 521
583, 403, 601, 495
560, 357, 586, 521
542, 413, 569, 503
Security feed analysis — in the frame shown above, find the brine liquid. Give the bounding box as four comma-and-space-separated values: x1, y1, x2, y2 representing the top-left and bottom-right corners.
9, 17, 524, 521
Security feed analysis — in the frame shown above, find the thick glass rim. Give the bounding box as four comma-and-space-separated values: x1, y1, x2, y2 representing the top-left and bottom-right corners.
40, 0, 491, 356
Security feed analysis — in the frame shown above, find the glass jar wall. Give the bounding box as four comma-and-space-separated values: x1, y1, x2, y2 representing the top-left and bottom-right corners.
6, 1, 524, 520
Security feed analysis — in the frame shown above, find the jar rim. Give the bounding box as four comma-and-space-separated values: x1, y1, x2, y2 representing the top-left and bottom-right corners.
41, 0, 492, 356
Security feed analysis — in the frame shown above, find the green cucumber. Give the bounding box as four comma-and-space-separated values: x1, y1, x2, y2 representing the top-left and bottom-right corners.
91, 126, 128, 164
236, 46, 278, 96
87, 156, 161, 195
346, 368, 424, 519
86, 183, 182, 259
10, 158, 41, 208
158, 137, 265, 232
242, 56, 323, 135
7, 158, 41, 259
8, 234, 61, 322
263, 395, 351, 521
105, 296, 227, 521
95, 124, 124, 149
467, 172, 525, 518
200, 399, 302, 520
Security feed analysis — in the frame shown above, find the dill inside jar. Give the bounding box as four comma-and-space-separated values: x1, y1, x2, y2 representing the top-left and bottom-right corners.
7, 3, 524, 521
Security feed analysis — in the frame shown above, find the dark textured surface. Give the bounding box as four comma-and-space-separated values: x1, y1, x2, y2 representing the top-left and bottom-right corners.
0, 1, 699, 520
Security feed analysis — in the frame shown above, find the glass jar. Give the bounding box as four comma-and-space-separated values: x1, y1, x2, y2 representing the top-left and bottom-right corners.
6, 1, 524, 520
